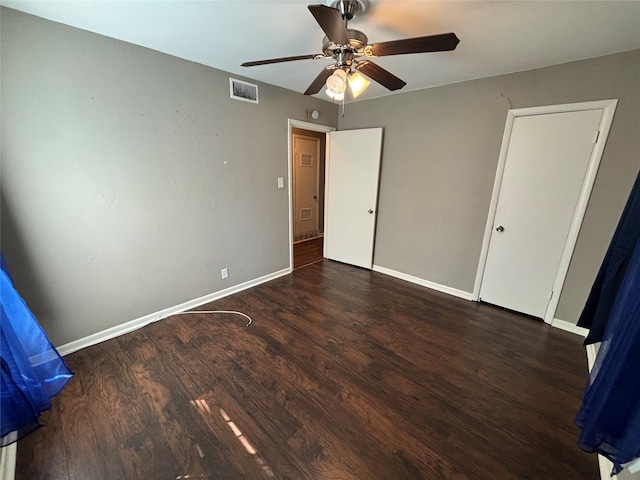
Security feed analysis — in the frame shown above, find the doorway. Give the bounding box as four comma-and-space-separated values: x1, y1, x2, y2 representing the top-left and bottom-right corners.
288, 120, 335, 270
287, 120, 384, 272
292, 128, 325, 268
473, 100, 618, 323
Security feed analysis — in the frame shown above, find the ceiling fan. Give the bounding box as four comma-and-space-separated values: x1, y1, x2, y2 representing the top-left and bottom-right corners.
241, 0, 460, 101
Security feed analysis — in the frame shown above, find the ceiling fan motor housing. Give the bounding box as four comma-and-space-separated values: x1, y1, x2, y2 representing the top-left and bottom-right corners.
322, 29, 368, 58
325, 0, 369, 21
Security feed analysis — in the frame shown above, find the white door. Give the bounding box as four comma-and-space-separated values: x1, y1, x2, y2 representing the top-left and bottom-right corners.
479, 109, 604, 318
325, 128, 383, 269
292, 134, 321, 239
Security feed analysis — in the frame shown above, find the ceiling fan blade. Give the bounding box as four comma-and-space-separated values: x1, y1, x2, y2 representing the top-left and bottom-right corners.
369, 33, 460, 57
241, 54, 320, 67
356, 60, 406, 91
304, 67, 335, 95
308, 4, 349, 45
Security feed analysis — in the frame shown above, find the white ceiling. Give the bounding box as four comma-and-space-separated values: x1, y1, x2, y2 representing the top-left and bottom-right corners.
3, 0, 640, 102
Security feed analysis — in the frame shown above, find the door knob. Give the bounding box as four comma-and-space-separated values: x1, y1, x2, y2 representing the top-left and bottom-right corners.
313, 195, 318, 200
496, 225, 505, 232
368, 209, 374, 214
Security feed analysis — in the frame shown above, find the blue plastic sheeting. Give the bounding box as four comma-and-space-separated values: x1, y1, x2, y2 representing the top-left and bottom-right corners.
1, 253, 73, 446
578, 172, 640, 345
576, 172, 640, 474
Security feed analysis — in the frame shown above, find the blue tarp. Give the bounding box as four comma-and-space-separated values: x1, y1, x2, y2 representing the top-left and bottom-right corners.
576, 172, 640, 474
578, 172, 640, 345
0, 253, 73, 446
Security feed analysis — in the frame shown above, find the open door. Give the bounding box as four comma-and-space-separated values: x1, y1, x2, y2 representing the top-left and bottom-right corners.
324, 128, 383, 269
288, 119, 335, 271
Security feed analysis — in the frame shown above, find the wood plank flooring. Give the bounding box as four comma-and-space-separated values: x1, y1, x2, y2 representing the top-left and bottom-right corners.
16, 260, 598, 479
293, 236, 323, 269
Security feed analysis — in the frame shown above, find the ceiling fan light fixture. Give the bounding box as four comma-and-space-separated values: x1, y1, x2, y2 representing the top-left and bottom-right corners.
325, 69, 347, 94
348, 72, 370, 98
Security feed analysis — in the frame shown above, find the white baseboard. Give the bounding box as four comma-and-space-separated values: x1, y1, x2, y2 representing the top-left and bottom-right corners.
551, 318, 588, 337
56, 267, 290, 356
370, 266, 591, 339
372, 265, 474, 301
0, 443, 16, 480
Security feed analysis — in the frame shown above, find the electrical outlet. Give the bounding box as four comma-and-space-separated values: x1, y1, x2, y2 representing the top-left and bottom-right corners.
221, 268, 229, 279
277, 177, 284, 189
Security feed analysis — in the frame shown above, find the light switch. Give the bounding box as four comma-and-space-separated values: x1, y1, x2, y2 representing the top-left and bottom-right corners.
277, 177, 284, 189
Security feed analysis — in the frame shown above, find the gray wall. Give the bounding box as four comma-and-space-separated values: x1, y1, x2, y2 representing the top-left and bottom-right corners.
338, 49, 640, 324
1, 8, 337, 346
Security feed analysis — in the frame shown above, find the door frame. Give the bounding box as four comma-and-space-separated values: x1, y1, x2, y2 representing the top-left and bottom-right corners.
287, 119, 336, 271
472, 99, 618, 324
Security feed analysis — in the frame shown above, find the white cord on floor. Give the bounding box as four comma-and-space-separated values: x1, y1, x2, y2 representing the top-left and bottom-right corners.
175, 310, 253, 327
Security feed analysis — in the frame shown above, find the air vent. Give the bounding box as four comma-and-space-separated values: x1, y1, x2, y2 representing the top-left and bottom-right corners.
229, 78, 259, 104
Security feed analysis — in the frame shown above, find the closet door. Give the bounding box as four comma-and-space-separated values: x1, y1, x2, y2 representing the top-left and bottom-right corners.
478, 102, 614, 319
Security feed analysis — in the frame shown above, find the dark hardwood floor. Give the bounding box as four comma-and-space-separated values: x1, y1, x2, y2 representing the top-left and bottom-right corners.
16, 260, 598, 479
293, 237, 323, 269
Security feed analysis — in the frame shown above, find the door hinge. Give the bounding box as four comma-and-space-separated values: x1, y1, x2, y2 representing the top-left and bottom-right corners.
593, 130, 600, 144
